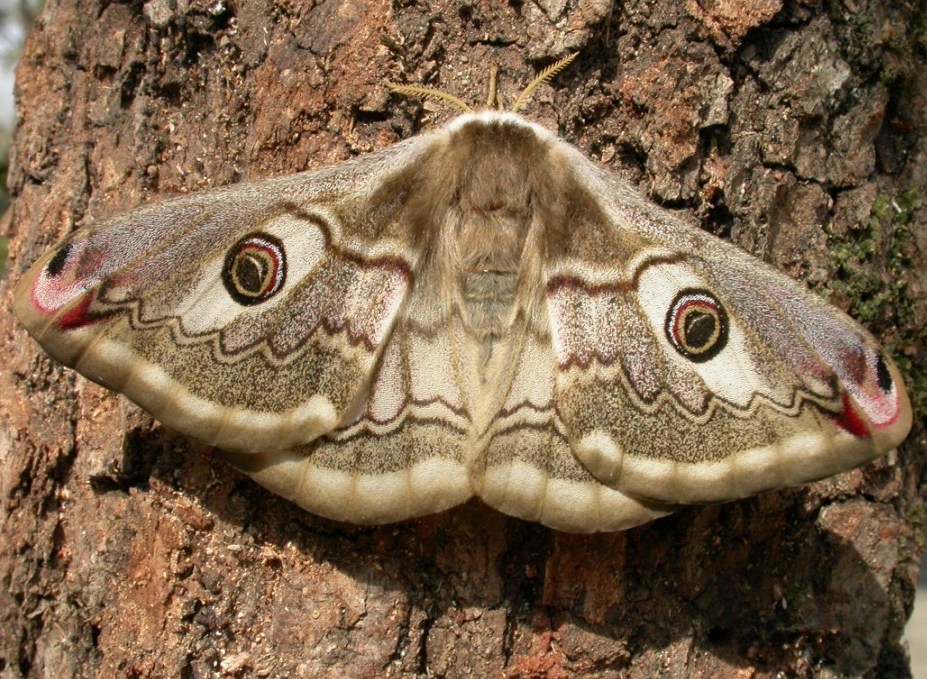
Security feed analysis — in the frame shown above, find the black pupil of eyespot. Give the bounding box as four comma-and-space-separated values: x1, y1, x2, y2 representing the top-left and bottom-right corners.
875, 354, 893, 392
683, 310, 715, 350
46, 243, 72, 277
237, 252, 268, 295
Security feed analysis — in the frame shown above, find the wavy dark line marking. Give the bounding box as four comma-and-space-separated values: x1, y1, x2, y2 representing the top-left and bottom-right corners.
546, 252, 687, 296
324, 411, 470, 443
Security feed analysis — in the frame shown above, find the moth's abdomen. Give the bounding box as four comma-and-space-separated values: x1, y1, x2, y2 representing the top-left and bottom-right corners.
460, 270, 519, 338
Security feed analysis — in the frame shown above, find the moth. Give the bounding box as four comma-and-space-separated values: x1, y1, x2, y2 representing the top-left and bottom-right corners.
12, 59, 912, 533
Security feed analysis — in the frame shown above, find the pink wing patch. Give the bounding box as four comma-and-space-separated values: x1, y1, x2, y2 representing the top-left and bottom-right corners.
29, 242, 108, 329
835, 348, 904, 433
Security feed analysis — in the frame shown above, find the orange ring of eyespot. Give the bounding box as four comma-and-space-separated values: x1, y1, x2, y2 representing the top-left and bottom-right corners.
222, 233, 286, 306
665, 288, 728, 362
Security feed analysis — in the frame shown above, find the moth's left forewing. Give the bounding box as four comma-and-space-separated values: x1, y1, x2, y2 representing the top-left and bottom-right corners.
544, 141, 911, 507
13, 136, 442, 454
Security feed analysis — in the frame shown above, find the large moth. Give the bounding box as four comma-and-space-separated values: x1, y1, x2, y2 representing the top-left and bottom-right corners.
12, 62, 912, 533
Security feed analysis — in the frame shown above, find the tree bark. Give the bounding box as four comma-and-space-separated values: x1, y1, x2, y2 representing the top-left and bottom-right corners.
1, 0, 925, 677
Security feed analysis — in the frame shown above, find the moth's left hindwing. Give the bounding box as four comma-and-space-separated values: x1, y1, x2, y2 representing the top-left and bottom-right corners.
14, 111, 912, 532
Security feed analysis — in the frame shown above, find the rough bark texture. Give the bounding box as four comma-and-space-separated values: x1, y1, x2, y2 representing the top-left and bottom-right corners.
2, 0, 926, 677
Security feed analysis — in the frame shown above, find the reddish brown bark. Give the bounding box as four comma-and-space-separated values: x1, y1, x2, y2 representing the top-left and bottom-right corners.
2, 0, 925, 677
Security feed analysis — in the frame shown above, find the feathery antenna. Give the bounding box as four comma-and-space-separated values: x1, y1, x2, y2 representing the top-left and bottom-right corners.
390, 53, 578, 113
388, 84, 473, 113
511, 53, 578, 113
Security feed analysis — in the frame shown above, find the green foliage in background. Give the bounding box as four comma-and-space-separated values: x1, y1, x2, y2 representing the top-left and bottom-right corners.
829, 189, 926, 416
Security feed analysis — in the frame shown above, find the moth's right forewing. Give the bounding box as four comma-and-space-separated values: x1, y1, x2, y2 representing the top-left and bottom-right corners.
543, 146, 910, 508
